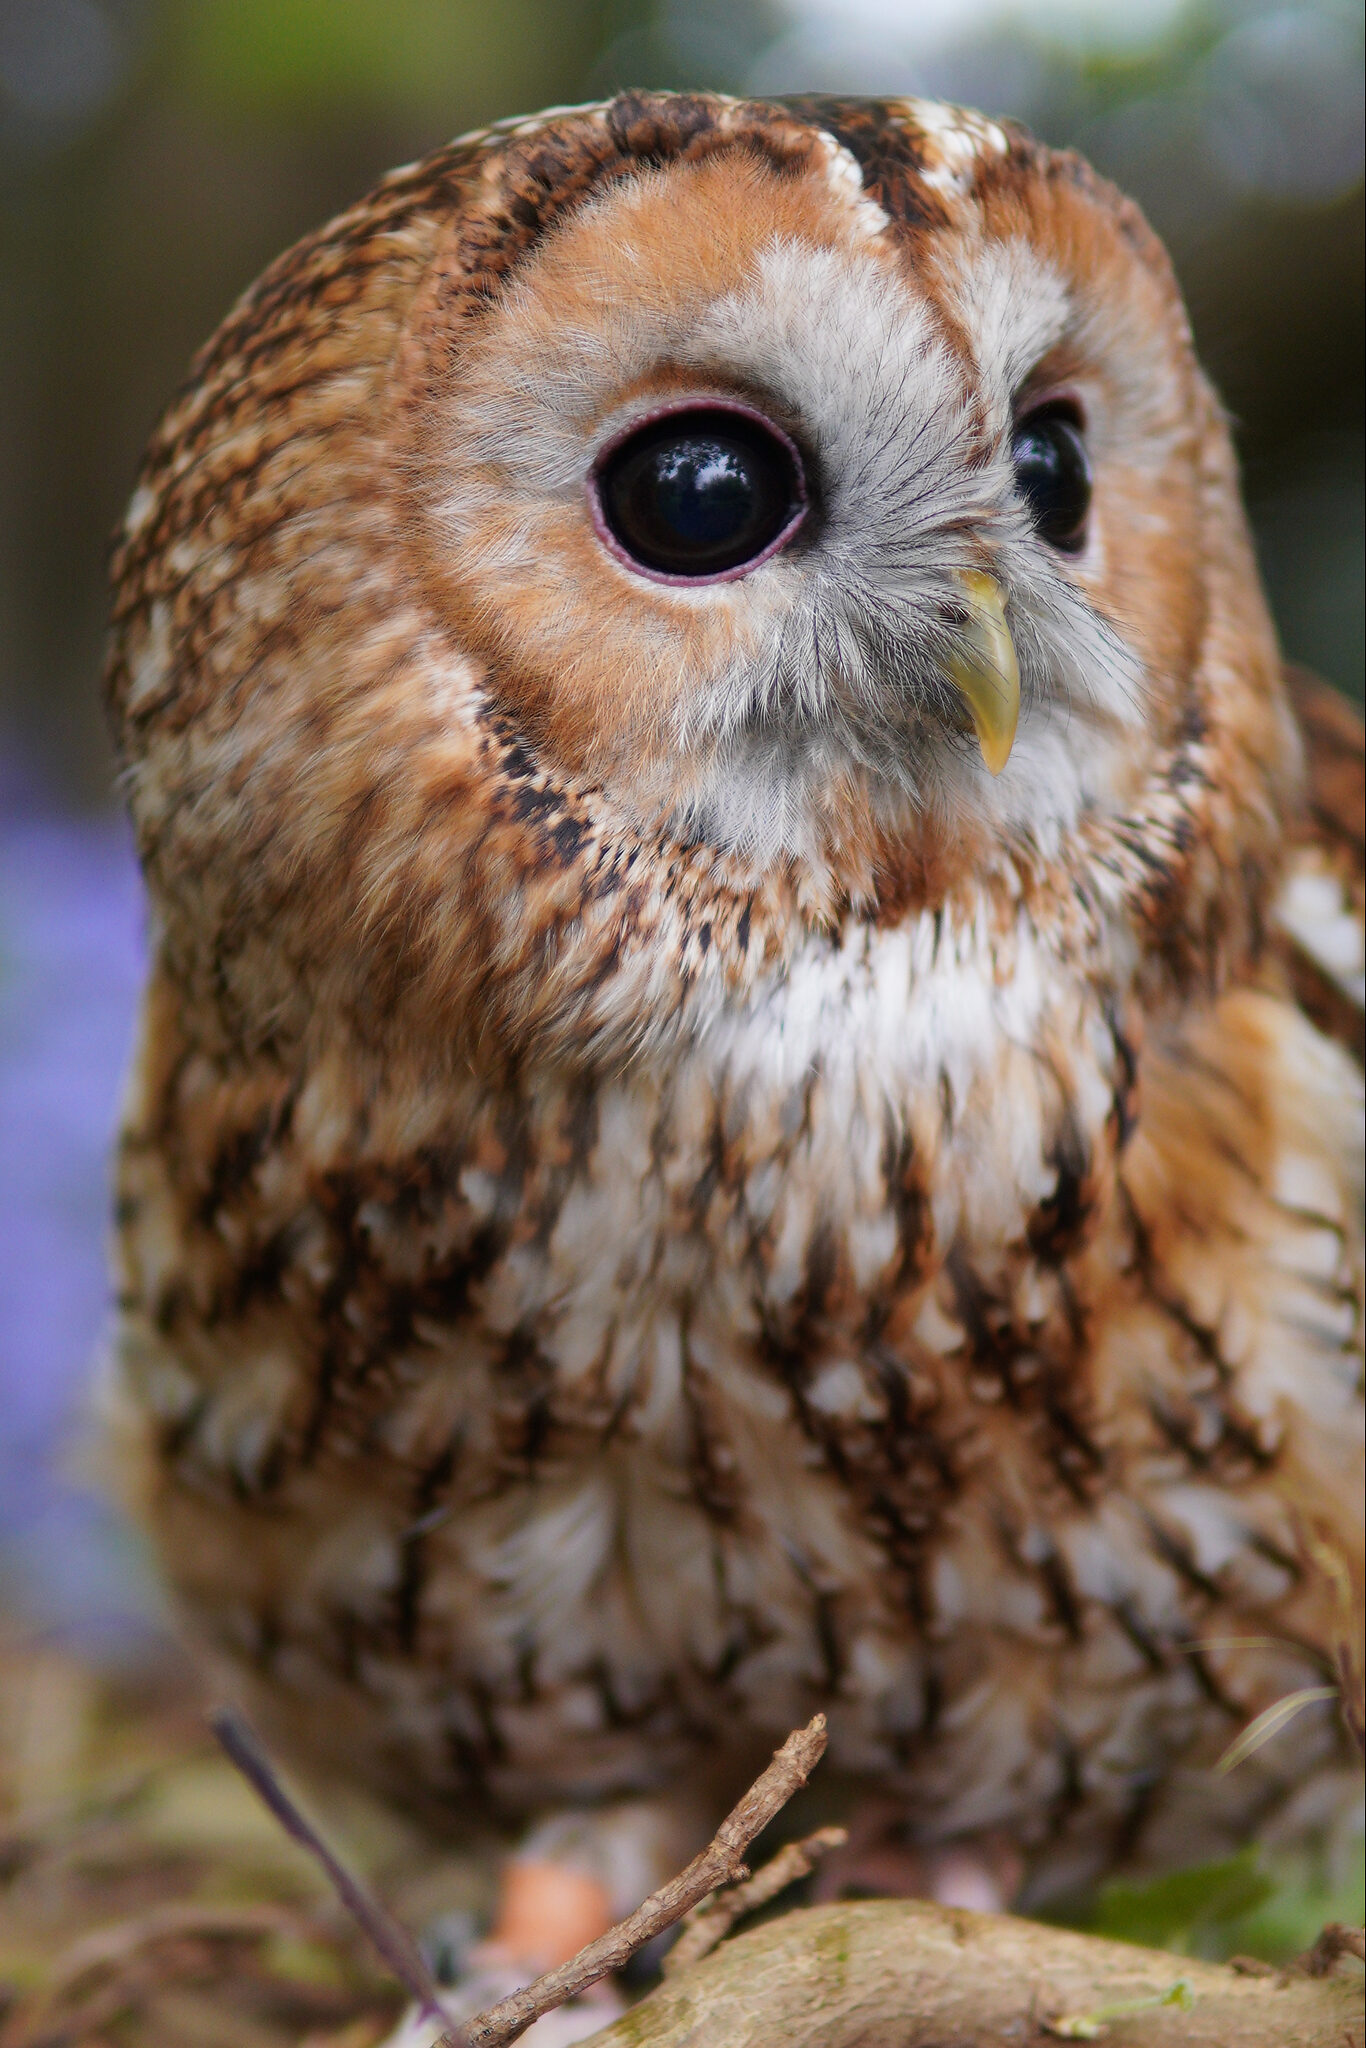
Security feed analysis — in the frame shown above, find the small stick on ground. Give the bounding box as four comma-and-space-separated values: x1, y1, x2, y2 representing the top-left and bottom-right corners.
449, 1714, 829, 2048
664, 1824, 848, 1977
1300, 1921, 1366, 1975
210, 1707, 452, 2035
211, 1706, 829, 2048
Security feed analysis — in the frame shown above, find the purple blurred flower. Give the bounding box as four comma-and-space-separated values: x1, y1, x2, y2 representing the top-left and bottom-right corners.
0, 760, 156, 1644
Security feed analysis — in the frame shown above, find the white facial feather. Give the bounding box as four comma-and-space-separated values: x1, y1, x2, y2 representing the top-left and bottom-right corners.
812, 126, 891, 238
898, 98, 1010, 194
659, 235, 1143, 860
430, 145, 1146, 868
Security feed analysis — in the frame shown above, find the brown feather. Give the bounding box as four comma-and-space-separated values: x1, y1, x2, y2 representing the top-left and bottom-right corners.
102, 94, 1363, 1911
1276, 666, 1364, 1062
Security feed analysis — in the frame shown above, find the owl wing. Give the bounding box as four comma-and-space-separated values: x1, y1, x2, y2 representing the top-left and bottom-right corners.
1275, 665, 1365, 1065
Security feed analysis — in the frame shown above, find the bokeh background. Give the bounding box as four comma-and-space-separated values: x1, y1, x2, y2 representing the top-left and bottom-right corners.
0, 0, 1362, 1647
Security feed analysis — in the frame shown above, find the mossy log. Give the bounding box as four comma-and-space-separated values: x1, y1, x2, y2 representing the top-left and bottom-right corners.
581, 1899, 1362, 2048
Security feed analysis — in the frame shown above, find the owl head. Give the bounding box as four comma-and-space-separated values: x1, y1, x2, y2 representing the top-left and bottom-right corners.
107, 94, 1296, 1058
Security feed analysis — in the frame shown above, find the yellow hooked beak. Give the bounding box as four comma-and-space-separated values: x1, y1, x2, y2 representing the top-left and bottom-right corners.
943, 571, 1020, 776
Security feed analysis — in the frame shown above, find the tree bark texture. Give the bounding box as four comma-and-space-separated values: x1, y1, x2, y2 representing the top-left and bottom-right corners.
580, 1899, 1363, 2047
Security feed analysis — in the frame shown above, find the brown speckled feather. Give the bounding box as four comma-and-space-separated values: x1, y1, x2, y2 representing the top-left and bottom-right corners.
1277, 667, 1365, 1062
105, 93, 1362, 1908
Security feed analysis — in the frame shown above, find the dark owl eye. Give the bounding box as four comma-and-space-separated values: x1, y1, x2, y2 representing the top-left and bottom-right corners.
1011, 405, 1091, 553
590, 405, 807, 582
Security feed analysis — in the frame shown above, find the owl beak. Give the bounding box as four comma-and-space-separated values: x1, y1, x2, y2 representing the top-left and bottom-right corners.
943, 571, 1020, 776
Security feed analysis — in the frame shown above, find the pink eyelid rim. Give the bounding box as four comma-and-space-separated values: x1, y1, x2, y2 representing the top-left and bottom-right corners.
585, 395, 810, 588
1016, 384, 1087, 429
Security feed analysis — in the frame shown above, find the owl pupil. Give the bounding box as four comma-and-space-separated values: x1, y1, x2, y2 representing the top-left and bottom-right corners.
1011, 407, 1091, 552
593, 407, 806, 581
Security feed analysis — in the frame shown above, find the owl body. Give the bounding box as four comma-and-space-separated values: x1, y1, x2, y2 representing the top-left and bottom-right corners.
107, 94, 1363, 1901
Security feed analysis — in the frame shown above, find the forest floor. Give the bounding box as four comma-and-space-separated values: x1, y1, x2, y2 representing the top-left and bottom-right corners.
0, 1621, 1360, 2048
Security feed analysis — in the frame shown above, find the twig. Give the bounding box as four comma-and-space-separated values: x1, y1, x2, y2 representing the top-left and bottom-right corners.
448, 1713, 829, 2048
1300, 1922, 1366, 1976
209, 1706, 829, 2048
663, 1824, 847, 1976
209, 1706, 452, 2033
45, 1901, 310, 1992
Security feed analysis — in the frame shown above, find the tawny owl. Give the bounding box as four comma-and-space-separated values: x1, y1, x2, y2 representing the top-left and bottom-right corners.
105, 91, 1364, 1955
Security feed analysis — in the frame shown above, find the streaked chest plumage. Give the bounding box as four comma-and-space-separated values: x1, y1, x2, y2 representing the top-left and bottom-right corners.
105, 89, 1363, 1900
114, 859, 1359, 1896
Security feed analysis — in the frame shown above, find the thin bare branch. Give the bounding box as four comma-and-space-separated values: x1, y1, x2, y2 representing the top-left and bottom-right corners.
664, 1823, 847, 1976
209, 1706, 451, 2032
1300, 1921, 1366, 1975
448, 1714, 829, 2048
40, 1902, 311, 2000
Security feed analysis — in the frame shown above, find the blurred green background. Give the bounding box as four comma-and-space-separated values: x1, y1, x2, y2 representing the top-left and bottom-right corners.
0, 0, 1361, 802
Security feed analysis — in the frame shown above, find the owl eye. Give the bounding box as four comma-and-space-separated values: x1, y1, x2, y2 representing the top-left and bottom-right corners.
590, 405, 807, 582
1011, 405, 1091, 553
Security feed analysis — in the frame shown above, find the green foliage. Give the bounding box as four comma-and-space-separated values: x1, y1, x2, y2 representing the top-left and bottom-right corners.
1087, 1848, 1273, 1954
170, 0, 609, 121
1076, 1839, 1366, 1963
